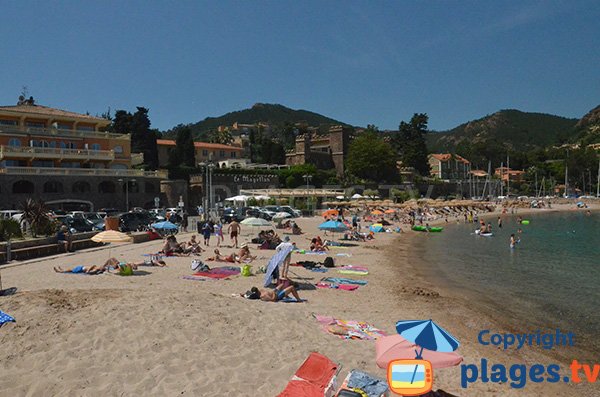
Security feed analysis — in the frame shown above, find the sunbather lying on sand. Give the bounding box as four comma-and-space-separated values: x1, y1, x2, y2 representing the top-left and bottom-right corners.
54, 265, 104, 275
244, 285, 303, 302
206, 249, 237, 263
102, 258, 142, 275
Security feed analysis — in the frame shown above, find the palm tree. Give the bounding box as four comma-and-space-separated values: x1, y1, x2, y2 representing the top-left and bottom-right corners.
0, 219, 22, 242
20, 199, 52, 237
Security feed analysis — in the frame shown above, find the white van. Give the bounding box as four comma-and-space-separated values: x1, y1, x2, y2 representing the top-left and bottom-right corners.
0, 210, 22, 220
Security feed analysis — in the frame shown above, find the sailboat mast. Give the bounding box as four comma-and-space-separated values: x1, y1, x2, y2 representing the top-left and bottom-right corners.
507, 155, 510, 197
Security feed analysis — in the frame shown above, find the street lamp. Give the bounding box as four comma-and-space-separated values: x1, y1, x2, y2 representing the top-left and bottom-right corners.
302, 174, 312, 190
118, 178, 136, 211
198, 162, 216, 219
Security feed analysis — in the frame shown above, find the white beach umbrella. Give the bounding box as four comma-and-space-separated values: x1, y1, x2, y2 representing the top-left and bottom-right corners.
272, 212, 291, 219
351, 193, 363, 200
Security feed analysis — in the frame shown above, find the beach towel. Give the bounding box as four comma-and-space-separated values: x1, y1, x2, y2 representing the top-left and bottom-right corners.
184, 266, 240, 280
338, 269, 368, 275
339, 265, 368, 272
336, 253, 352, 257
314, 315, 386, 340
316, 282, 359, 291
277, 352, 338, 397
339, 370, 389, 397
301, 251, 328, 255
182, 275, 207, 281
322, 277, 368, 286
280, 297, 308, 303
0, 310, 15, 327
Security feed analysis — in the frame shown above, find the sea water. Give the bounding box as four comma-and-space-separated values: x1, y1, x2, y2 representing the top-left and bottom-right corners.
415, 211, 600, 360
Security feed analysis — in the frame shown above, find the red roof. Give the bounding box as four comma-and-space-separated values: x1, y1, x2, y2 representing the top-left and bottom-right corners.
0, 104, 107, 122
429, 153, 470, 164
156, 139, 242, 151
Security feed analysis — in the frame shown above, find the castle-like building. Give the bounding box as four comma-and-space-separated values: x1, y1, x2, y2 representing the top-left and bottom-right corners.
285, 125, 351, 177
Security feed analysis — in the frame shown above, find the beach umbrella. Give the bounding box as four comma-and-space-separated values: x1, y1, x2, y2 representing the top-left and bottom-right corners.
91, 230, 132, 243
321, 209, 339, 218
371, 210, 384, 215
318, 220, 348, 233
351, 193, 363, 200
370, 223, 384, 232
91, 230, 133, 258
396, 319, 460, 386
241, 217, 271, 227
151, 221, 178, 231
273, 212, 291, 219
376, 334, 463, 369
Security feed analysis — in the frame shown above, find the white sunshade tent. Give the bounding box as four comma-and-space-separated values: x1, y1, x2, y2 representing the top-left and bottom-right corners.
225, 195, 249, 202
253, 195, 271, 201
335, 195, 345, 200
351, 193, 363, 200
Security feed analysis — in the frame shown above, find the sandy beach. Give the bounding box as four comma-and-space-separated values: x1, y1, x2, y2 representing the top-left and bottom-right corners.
0, 204, 598, 396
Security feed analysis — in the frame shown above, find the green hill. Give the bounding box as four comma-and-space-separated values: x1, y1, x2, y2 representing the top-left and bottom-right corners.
427, 109, 579, 153
163, 103, 348, 139
574, 105, 600, 145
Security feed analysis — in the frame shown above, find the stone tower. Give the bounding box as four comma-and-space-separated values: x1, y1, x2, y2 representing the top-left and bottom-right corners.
329, 125, 350, 177
293, 132, 311, 165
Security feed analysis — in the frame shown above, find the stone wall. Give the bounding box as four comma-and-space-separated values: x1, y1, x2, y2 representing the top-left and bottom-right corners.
0, 174, 163, 211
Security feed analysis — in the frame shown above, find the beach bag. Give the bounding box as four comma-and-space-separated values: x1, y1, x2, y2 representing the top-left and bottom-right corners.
241, 264, 252, 277
323, 257, 335, 268
191, 260, 210, 272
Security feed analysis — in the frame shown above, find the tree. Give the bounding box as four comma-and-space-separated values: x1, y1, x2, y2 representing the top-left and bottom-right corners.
0, 219, 22, 242
346, 131, 398, 182
173, 127, 196, 167
208, 129, 233, 145
393, 113, 430, 176
109, 107, 159, 170
20, 199, 53, 237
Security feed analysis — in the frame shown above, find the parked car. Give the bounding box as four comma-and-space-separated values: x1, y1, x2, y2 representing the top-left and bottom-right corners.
118, 212, 152, 232
99, 208, 121, 216
83, 212, 105, 230
263, 205, 281, 214
222, 208, 245, 223
278, 205, 301, 218
0, 210, 22, 220
63, 216, 99, 233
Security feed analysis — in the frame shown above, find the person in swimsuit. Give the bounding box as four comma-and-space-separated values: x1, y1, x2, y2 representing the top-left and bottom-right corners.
228, 220, 241, 248
247, 285, 302, 302
54, 265, 103, 274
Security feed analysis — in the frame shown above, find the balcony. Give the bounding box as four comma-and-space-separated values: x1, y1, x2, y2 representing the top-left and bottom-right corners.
0, 166, 167, 179
0, 125, 130, 140
0, 145, 115, 161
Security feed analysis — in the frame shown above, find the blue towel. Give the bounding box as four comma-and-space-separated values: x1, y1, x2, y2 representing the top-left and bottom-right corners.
280, 297, 307, 303
311, 268, 328, 273
0, 310, 15, 326
323, 277, 368, 286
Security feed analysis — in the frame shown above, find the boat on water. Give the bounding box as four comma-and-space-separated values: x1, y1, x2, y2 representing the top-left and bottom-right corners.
412, 225, 443, 232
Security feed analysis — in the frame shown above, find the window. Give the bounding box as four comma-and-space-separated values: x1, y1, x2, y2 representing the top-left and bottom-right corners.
113, 145, 123, 154
12, 180, 34, 194
59, 141, 76, 149
230, 151, 237, 158
78, 125, 94, 131
3, 160, 22, 167
123, 181, 139, 193
32, 160, 54, 167
91, 143, 101, 151
26, 121, 45, 128
144, 182, 156, 194
110, 163, 127, 170
61, 162, 81, 168
98, 181, 116, 194
220, 150, 225, 158
0, 119, 17, 126
73, 181, 91, 193
49, 141, 56, 148
8, 138, 21, 147
43, 181, 64, 193
202, 149, 208, 156
57, 123, 72, 130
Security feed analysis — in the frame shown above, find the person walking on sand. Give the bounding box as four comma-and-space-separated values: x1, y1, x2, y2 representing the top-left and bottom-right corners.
201, 222, 212, 246
228, 220, 241, 248
214, 221, 224, 247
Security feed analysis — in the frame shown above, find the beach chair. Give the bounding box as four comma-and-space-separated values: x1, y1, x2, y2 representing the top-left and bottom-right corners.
277, 352, 340, 397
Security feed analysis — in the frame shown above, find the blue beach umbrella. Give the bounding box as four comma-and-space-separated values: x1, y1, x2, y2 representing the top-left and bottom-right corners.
151, 221, 178, 231
318, 220, 348, 233
396, 319, 460, 384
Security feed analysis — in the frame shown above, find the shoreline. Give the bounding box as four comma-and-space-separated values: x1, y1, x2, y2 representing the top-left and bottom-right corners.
392, 204, 599, 394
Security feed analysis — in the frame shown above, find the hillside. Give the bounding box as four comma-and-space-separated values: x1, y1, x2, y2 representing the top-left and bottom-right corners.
427, 109, 579, 152
574, 105, 600, 145
163, 103, 348, 139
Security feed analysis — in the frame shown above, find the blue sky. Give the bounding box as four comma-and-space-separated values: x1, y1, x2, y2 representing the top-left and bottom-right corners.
1, 1, 598, 131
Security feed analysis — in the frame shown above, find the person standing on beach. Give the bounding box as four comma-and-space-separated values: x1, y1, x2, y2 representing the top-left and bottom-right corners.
228, 220, 241, 248
201, 222, 212, 246
275, 236, 294, 279
214, 221, 223, 247
182, 211, 189, 233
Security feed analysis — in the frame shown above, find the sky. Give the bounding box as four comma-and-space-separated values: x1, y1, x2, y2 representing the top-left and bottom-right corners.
1, 1, 599, 132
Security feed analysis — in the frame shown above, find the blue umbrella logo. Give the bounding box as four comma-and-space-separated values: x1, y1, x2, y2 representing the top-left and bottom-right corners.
396, 319, 460, 384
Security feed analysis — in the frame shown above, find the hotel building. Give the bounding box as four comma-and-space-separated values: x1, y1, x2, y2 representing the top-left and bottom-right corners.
0, 98, 166, 210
